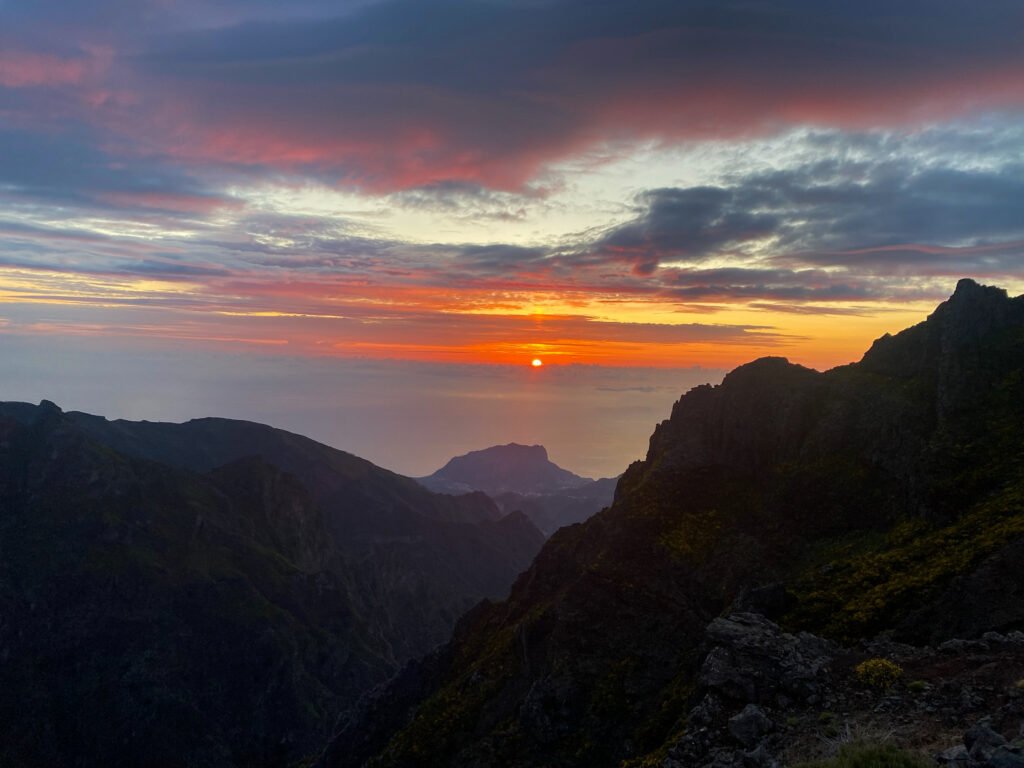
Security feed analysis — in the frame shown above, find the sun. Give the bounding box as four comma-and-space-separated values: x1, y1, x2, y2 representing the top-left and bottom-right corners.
531, 358, 543, 367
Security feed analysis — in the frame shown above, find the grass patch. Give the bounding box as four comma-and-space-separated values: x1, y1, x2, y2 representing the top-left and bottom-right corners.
788, 485, 1024, 640
795, 742, 933, 768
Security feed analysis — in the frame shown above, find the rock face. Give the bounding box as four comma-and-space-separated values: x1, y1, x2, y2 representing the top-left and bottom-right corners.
0, 403, 544, 767
699, 613, 834, 707
670, 614, 833, 767
320, 280, 1024, 768
419, 444, 618, 536
727, 704, 773, 748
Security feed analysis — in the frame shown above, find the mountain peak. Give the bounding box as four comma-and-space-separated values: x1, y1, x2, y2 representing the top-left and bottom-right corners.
420, 442, 590, 496
951, 276, 1003, 300
939, 277, 1012, 320
493, 442, 549, 460
857, 279, 1021, 375
718, 356, 809, 387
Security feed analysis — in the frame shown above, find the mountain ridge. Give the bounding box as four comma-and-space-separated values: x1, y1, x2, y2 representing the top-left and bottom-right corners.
0, 401, 545, 766
319, 279, 1024, 768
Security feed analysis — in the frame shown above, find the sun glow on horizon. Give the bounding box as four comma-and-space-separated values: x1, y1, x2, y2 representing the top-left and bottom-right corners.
531, 358, 543, 367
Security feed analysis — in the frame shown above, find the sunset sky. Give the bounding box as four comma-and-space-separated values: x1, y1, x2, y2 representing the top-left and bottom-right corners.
2, 0, 1024, 476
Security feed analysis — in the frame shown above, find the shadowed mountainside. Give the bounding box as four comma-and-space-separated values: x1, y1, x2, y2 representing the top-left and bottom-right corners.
320, 279, 1024, 768
61, 412, 546, 658
0, 404, 544, 767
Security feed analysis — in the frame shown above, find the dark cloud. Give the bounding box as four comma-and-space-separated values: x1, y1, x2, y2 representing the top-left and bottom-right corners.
2, 0, 1024, 337
0, 127, 238, 215
7, 0, 1024, 193
591, 187, 780, 273
585, 159, 1024, 278
655, 268, 892, 303
449, 243, 549, 273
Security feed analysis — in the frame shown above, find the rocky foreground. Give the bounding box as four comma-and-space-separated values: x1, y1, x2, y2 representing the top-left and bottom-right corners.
670, 612, 1024, 767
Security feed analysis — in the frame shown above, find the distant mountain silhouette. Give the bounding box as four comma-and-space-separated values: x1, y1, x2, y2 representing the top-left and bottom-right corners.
419, 443, 617, 535
0, 403, 543, 767
419, 443, 591, 496
321, 279, 1024, 768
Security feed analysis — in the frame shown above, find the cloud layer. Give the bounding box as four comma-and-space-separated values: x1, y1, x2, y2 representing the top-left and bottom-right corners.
2, 0, 1024, 370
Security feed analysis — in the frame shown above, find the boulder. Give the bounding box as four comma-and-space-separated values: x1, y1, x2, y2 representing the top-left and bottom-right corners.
700, 613, 834, 706
728, 704, 773, 748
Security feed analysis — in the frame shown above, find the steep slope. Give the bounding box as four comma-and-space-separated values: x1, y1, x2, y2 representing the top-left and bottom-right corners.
0, 404, 391, 766
0, 404, 544, 767
321, 279, 1024, 768
56, 411, 544, 659
419, 444, 617, 535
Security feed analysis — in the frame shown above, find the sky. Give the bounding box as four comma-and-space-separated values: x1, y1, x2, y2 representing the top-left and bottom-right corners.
2, 0, 1024, 477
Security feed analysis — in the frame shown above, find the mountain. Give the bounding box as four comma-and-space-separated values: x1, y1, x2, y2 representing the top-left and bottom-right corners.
61, 411, 546, 659
419, 444, 617, 535
0, 403, 544, 767
320, 279, 1024, 768
419, 443, 591, 496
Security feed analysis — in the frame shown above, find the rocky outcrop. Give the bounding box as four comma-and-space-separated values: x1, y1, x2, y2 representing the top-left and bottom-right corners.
667, 614, 1024, 768
668, 613, 835, 768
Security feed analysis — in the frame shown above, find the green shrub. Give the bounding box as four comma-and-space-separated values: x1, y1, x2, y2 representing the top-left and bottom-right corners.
797, 742, 932, 768
906, 680, 928, 694
854, 658, 903, 689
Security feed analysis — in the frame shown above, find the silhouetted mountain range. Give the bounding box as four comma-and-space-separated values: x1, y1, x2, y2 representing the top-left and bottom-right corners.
0, 405, 543, 766
320, 279, 1024, 768
418, 444, 617, 535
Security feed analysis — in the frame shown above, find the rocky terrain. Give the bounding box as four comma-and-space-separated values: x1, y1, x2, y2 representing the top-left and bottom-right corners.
667, 612, 1024, 768
419, 443, 617, 535
320, 279, 1024, 767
